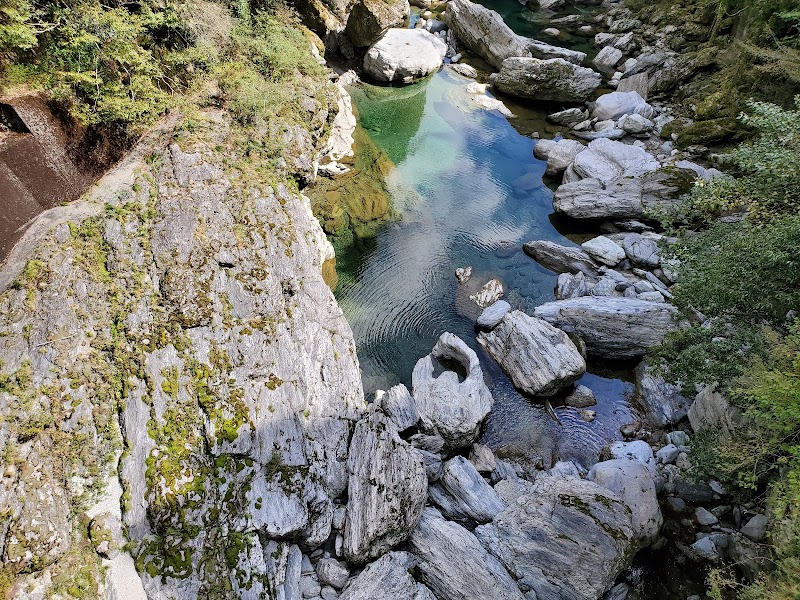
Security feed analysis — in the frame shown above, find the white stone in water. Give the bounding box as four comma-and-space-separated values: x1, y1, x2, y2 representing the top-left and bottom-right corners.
469, 278, 504, 308
455, 265, 472, 283
476, 300, 511, 330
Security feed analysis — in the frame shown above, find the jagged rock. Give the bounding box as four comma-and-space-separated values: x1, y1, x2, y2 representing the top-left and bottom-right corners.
692, 537, 719, 561
622, 233, 660, 267
345, 0, 410, 47
523, 240, 600, 276
741, 514, 768, 543
442, 0, 584, 68
564, 384, 597, 408
588, 460, 663, 546
412, 333, 494, 452
476, 300, 512, 330
417, 449, 444, 482
469, 443, 497, 474
582, 236, 625, 266
534, 138, 586, 176
376, 383, 420, 432
409, 508, 524, 600
595, 31, 636, 53
534, 297, 679, 359
592, 276, 617, 296
616, 72, 649, 100
556, 271, 590, 299
593, 45, 623, 73
363, 29, 446, 83
344, 411, 427, 564
688, 385, 746, 438
428, 456, 505, 523
571, 138, 660, 184
619, 113, 654, 135
633, 362, 691, 426
478, 310, 586, 396
492, 58, 601, 102
317, 558, 350, 589
591, 91, 650, 121
455, 266, 472, 283
475, 475, 636, 600
339, 552, 435, 600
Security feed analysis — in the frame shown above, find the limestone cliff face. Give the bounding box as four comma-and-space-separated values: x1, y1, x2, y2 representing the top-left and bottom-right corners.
0, 106, 366, 597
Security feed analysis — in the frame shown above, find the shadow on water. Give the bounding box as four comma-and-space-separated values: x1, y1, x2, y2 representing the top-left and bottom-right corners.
336, 69, 640, 467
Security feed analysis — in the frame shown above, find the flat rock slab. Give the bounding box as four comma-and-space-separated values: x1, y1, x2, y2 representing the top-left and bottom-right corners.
572, 138, 659, 184
533, 296, 679, 359
428, 456, 504, 523
478, 310, 586, 396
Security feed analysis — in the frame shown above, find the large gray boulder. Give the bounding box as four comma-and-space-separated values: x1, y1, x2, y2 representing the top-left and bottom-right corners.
376, 383, 420, 432
633, 362, 691, 426
339, 552, 435, 600
534, 297, 679, 359
581, 236, 625, 266
523, 240, 600, 276
428, 456, 505, 523
552, 168, 696, 220
588, 459, 663, 546
345, 0, 410, 47
408, 508, 525, 600
412, 333, 494, 452
571, 138, 660, 184
478, 310, 586, 396
363, 29, 446, 83
474, 476, 636, 600
492, 58, 601, 102
442, 0, 584, 68
591, 91, 650, 121
344, 411, 428, 564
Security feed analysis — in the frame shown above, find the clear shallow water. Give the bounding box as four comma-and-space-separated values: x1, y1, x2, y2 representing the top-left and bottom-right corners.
335, 71, 636, 467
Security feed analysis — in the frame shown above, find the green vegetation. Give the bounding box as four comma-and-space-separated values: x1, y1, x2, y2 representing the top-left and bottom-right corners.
651, 98, 800, 598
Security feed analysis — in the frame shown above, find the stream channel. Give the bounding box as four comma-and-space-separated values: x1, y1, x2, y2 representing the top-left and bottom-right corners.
333, 3, 639, 470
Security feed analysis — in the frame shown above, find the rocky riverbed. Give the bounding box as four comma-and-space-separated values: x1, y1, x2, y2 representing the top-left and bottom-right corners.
0, 0, 773, 597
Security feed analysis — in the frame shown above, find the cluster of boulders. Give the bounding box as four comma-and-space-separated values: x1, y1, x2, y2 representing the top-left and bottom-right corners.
292, 330, 673, 600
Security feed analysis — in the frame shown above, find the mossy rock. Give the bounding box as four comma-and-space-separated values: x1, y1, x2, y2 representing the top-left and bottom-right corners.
675, 117, 741, 148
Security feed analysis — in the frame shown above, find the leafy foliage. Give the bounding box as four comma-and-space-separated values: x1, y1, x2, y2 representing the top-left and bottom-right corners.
663, 99, 800, 224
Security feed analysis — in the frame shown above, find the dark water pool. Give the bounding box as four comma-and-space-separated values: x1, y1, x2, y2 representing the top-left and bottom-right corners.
334, 70, 637, 467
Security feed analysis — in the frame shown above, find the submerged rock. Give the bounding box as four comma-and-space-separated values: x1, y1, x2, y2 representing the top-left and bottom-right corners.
412, 333, 494, 452
492, 57, 601, 102
409, 508, 524, 600
475, 475, 636, 600
478, 310, 586, 396
534, 297, 679, 359
363, 29, 446, 83
344, 411, 427, 564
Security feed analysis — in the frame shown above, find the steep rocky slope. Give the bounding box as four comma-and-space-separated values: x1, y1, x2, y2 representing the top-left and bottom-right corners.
0, 102, 365, 597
